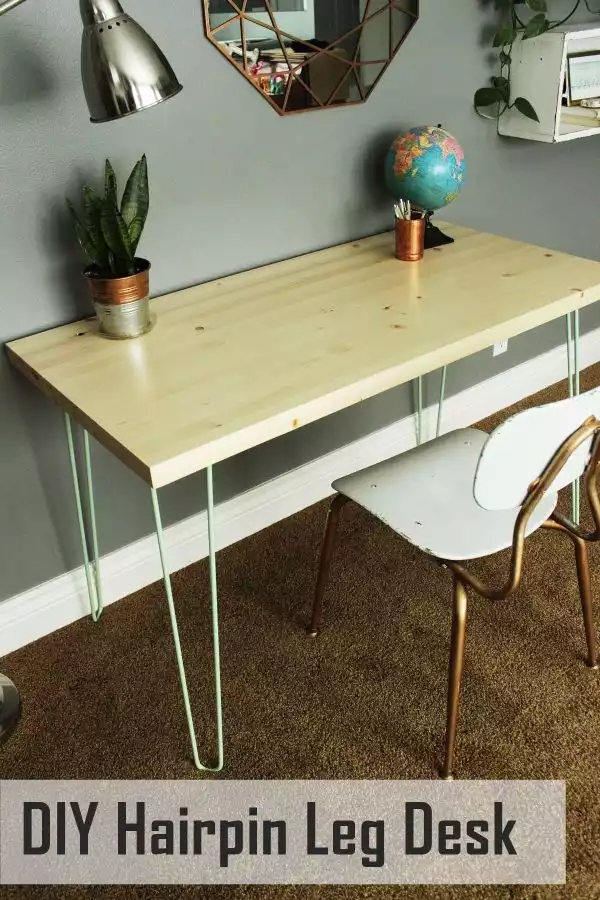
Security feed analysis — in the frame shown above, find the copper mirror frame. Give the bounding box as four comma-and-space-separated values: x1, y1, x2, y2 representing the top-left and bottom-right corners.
202, 1, 419, 115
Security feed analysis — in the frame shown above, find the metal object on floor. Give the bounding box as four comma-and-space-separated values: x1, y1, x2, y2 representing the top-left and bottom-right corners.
566, 311, 581, 524
65, 414, 104, 622
150, 465, 224, 772
0, 673, 20, 744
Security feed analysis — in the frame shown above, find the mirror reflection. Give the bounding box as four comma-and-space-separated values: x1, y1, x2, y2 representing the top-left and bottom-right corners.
204, 1, 419, 114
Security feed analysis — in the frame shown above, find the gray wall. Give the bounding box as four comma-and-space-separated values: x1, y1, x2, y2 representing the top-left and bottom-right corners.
1, 0, 600, 603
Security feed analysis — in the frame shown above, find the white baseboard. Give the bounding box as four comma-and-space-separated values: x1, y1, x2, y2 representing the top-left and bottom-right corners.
3, 327, 599, 658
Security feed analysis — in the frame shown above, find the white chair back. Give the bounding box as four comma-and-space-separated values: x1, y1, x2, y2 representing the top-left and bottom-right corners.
474, 386, 600, 511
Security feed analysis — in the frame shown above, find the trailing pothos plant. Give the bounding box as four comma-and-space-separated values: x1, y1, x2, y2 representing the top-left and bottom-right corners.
474, 0, 600, 124
67, 155, 149, 278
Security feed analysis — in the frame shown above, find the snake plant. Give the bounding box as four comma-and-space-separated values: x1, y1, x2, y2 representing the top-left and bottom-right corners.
67, 155, 149, 278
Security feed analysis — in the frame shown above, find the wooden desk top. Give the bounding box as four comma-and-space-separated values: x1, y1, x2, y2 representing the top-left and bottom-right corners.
7, 223, 600, 488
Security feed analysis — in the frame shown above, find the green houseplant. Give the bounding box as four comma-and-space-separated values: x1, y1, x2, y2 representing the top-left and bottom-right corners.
474, 0, 600, 125
67, 155, 151, 339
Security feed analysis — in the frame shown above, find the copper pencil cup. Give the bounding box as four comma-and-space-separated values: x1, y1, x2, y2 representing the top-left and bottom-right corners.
395, 217, 425, 262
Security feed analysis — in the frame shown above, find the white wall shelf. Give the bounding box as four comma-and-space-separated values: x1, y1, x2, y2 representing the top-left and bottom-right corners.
498, 23, 600, 142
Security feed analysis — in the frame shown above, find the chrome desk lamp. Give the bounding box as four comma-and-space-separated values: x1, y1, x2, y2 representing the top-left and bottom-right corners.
0, 0, 182, 743
0, 0, 183, 122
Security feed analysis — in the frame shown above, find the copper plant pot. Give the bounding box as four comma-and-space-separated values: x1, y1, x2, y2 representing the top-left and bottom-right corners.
84, 259, 152, 339
395, 217, 425, 262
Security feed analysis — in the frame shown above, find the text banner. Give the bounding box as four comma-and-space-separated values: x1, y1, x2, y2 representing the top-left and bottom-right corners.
0, 780, 565, 885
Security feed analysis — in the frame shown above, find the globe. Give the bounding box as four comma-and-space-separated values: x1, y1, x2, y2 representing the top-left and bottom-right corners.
385, 126, 467, 212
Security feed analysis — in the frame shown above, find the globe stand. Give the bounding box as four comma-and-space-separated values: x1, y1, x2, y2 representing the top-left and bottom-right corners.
424, 212, 454, 250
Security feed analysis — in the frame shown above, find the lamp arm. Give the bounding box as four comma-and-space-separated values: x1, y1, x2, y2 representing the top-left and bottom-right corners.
0, 0, 27, 15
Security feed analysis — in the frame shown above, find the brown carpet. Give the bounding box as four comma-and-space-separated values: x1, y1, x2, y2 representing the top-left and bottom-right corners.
3, 365, 600, 900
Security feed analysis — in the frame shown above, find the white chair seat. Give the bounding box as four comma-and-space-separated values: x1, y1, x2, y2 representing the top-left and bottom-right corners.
333, 428, 557, 561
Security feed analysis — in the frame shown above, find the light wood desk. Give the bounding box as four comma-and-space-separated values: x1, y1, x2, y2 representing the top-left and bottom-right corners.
7, 222, 600, 771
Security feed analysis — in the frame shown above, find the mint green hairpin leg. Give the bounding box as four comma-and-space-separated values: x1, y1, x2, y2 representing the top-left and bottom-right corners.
415, 375, 423, 445
566, 311, 581, 524
436, 365, 448, 438
414, 366, 448, 445
574, 309, 581, 524
150, 464, 224, 772
65, 413, 104, 622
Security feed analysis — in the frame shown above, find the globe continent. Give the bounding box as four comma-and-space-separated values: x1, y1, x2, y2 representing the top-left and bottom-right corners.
385, 126, 466, 212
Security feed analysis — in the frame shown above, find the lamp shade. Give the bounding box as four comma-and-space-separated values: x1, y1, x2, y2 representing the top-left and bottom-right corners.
80, 0, 182, 123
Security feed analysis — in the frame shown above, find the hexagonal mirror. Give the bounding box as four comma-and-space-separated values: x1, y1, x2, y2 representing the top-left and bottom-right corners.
203, 1, 419, 114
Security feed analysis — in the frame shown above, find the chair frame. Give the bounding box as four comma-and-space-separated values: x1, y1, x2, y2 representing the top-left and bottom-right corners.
309, 416, 600, 779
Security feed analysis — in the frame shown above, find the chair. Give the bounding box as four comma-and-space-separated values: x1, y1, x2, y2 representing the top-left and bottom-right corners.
309, 388, 600, 779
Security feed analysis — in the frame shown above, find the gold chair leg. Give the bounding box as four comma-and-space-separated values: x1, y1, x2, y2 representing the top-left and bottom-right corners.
309, 494, 348, 637
544, 519, 599, 670
440, 575, 468, 780
573, 536, 599, 670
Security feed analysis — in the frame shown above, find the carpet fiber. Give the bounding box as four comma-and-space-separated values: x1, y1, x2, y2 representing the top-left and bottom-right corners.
3, 367, 600, 900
